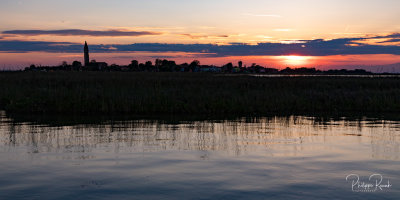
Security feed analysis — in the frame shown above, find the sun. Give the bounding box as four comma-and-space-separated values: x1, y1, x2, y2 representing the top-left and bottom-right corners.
282, 55, 309, 66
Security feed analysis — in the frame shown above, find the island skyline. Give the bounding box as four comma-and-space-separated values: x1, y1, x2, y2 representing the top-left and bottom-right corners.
20, 41, 384, 75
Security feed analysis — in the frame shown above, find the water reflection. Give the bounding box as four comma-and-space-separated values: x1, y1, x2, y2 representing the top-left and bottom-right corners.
0, 112, 399, 200
1, 113, 399, 159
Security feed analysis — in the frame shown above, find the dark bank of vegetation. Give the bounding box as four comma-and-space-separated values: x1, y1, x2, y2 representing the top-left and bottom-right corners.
0, 72, 399, 115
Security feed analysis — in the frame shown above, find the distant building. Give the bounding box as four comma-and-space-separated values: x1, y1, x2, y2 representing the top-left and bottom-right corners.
91, 61, 108, 70
84, 41, 90, 66
84, 42, 108, 70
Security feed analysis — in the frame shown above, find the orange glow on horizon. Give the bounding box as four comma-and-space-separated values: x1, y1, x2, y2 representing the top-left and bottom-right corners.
280, 55, 311, 66
0, 52, 399, 73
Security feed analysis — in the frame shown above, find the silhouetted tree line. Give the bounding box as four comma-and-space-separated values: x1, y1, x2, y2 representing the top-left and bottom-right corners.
24, 59, 373, 75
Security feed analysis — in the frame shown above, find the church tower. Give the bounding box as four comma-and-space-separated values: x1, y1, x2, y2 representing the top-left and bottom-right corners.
84, 41, 90, 66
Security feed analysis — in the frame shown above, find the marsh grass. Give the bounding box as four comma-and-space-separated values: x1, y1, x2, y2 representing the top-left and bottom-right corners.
0, 72, 399, 114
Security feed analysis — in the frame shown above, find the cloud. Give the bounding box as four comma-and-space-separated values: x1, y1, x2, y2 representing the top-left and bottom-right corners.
180, 34, 229, 39
256, 35, 273, 39
2, 29, 161, 37
0, 33, 399, 56
373, 33, 400, 39
0, 40, 80, 53
377, 38, 400, 43
242, 13, 282, 18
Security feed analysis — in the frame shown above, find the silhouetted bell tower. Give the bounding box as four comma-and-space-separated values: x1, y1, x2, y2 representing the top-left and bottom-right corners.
84, 41, 90, 66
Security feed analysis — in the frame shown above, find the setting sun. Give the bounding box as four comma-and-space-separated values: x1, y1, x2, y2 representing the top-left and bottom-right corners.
281, 55, 310, 66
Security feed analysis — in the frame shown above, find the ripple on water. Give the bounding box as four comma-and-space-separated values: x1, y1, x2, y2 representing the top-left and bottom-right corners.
0, 115, 399, 200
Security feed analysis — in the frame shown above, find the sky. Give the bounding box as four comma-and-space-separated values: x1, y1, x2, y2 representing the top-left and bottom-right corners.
0, 0, 399, 71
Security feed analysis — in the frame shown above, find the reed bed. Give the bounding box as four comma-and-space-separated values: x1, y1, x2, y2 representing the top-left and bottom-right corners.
0, 72, 399, 114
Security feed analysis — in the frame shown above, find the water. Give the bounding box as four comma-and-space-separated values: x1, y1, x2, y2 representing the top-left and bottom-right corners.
0, 113, 399, 200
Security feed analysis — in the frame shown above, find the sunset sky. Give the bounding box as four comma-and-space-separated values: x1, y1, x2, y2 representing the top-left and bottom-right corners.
0, 0, 399, 71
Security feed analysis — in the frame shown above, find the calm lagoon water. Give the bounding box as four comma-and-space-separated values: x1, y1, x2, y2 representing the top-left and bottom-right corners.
0, 112, 399, 200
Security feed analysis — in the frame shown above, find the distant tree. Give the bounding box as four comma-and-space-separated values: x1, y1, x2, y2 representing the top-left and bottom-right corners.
155, 59, 162, 67
190, 60, 200, 66
61, 61, 68, 67
162, 59, 169, 67
145, 61, 153, 71
158, 59, 174, 72
138, 63, 145, 71
131, 60, 139, 67
72, 61, 82, 71
189, 60, 200, 72
130, 60, 139, 71
154, 59, 162, 71
180, 63, 189, 72
225, 62, 233, 72
110, 64, 119, 71
247, 63, 257, 73
280, 67, 294, 74
354, 69, 367, 73
160, 60, 177, 71
72, 61, 82, 67
264, 68, 279, 74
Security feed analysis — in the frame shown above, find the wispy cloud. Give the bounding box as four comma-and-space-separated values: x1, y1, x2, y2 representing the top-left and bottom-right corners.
180, 34, 229, 39
242, 13, 282, 18
256, 35, 273, 39
2, 29, 161, 37
377, 38, 400, 43
103, 26, 185, 31
373, 33, 400, 39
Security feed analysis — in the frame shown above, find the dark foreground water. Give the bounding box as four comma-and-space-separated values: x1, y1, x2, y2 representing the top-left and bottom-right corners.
0, 113, 399, 200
